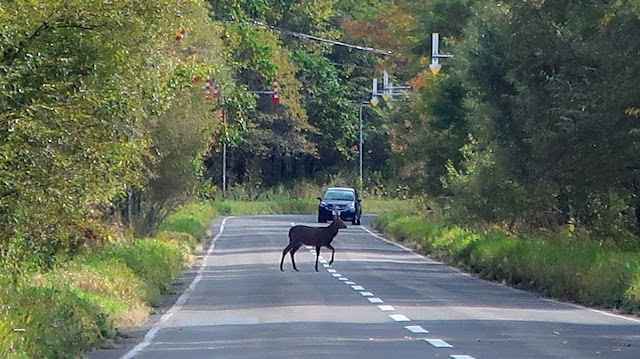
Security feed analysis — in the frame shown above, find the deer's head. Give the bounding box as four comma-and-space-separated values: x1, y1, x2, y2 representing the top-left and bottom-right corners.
332, 209, 348, 229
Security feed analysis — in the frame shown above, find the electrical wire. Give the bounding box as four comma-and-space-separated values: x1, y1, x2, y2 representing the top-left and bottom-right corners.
251, 20, 393, 56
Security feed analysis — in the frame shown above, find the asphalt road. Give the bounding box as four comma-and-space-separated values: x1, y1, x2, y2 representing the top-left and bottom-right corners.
91, 215, 640, 359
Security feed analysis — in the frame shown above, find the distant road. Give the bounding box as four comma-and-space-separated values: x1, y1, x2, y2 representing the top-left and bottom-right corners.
91, 215, 640, 359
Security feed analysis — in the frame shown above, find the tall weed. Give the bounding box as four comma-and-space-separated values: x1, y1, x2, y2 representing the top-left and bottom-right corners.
157, 202, 218, 242
34, 258, 150, 329
2, 285, 109, 358
95, 239, 185, 303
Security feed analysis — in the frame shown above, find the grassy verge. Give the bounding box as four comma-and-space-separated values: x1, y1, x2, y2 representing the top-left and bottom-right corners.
373, 210, 640, 314
0, 202, 215, 359
204, 198, 409, 216
0, 198, 409, 358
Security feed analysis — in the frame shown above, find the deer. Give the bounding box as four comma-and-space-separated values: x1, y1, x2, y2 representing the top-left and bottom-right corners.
280, 210, 347, 272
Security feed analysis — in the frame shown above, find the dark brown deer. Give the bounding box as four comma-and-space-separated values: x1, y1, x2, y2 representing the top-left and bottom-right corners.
280, 212, 347, 271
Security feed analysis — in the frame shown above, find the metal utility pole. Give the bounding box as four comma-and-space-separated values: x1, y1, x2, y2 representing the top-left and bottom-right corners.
359, 101, 363, 187
429, 33, 454, 75
222, 105, 227, 195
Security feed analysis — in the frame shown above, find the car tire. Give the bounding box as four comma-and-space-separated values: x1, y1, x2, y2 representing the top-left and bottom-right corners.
356, 217, 361, 225
352, 217, 357, 225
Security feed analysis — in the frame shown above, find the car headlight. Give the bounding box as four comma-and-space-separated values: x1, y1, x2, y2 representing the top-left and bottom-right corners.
319, 201, 327, 208
348, 203, 355, 210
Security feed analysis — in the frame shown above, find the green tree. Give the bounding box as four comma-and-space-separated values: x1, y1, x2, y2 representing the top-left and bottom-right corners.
0, 0, 235, 266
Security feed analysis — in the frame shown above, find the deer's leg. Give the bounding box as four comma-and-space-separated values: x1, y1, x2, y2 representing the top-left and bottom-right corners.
290, 244, 301, 271
280, 243, 293, 271
315, 246, 321, 271
326, 244, 335, 265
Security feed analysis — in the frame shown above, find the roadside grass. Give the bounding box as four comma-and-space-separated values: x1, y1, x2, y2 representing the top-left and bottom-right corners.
211, 199, 316, 215
157, 201, 219, 242
0, 202, 214, 359
206, 197, 410, 216
0, 197, 416, 358
373, 211, 640, 314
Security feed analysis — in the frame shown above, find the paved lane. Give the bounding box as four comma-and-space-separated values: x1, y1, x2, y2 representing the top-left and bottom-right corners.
93, 215, 640, 359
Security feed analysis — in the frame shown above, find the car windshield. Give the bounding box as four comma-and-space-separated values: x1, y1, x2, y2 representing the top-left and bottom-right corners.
323, 190, 355, 201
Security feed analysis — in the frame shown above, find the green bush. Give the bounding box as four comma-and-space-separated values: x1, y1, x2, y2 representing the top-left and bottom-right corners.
211, 200, 316, 215
0, 232, 193, 359
2, 286, 108, 359
0, 199, 210, 359
34, 258, 150, 329
158, 202, 219, 242
96, 239, 185, 304
626, 262, 640, 312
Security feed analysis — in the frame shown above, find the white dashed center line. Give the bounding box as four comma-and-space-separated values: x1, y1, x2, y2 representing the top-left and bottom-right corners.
377, 305, 395, 311
405, 325, 428, 334
389, 314, 410, 322
321, 227, 482, 358
425, 339, 453, 348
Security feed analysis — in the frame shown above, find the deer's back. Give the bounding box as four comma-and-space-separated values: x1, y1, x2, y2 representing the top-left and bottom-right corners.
288, 225, 334, 246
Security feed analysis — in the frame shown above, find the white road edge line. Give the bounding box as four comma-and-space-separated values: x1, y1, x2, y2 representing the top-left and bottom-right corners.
450, 356, 476, 359
361, 225, 640, 325
543, 298, 640, 325
119, 217, 231, 359
360, 225, 424, 259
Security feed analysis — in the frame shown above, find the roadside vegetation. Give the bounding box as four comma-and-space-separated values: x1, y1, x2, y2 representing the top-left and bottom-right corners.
0, 203, 213, 359
373, 203, 640, 315
0, 192, 403, 358
3, 0, 640, 357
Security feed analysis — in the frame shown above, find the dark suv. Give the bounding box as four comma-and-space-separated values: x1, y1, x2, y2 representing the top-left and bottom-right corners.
317, 187, 362, 225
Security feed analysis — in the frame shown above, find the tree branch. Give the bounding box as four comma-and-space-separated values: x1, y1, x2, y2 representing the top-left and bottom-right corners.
5, 17, 53, 66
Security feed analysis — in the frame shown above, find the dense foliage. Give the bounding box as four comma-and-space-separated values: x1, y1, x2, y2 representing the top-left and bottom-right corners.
343, 0, 640, 240
0, 0, 230, 268
5, 1, 640, 357
2, 0, 640, 279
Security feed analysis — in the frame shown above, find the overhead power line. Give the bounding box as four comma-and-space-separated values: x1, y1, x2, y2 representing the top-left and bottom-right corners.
251, 20, 393, 56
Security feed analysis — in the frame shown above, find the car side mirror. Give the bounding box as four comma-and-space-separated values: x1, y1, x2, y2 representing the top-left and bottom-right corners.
317, 197, 322, 201
357, 198, 362, 202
